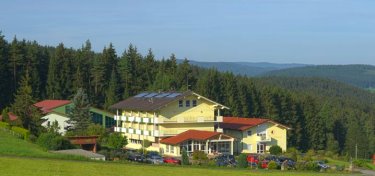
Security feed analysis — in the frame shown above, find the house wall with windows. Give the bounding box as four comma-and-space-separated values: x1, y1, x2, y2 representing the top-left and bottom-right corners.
221, 117, 289, 154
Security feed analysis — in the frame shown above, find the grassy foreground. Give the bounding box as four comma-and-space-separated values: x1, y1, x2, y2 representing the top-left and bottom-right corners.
0, 156, 356, 176
0, 130, 358, 176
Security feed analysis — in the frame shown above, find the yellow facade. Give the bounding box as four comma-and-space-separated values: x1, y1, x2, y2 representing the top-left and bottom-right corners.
114, 94, 223, 150
226, 122, 288, 154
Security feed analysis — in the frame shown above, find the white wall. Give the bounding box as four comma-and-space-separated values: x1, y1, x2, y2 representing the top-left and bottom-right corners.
41, 113, 69, 135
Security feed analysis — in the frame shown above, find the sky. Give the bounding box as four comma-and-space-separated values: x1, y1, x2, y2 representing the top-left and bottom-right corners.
1, 0, 374, 65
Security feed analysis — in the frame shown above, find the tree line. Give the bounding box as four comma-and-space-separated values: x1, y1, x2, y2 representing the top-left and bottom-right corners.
0, 33, 373, 158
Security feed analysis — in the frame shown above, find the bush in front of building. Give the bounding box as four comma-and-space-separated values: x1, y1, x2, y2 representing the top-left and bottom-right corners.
269, 145, 282, 155
267, 160, 278, 170
37, 132, 74, 150
237, 153, 248, 168
192, 150, 208, 165
105, 132, 127, 150
181, 148, 190, 165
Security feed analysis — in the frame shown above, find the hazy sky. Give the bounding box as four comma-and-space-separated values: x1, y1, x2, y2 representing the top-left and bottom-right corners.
1, 0, 374, 65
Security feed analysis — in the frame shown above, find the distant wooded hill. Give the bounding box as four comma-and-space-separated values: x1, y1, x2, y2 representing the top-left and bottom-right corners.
182, 60, 308, 76
261, 65, 375, 89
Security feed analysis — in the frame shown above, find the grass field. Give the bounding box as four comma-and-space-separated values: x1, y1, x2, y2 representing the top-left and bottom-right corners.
0, 130, 359, 176
0, 156, 357, 176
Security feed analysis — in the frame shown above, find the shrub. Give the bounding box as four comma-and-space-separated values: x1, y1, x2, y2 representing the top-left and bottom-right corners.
269, 145, 282, 155
268, 160, 278, 170
0, 121, 10, 129
37, 133, 74, 150
11, 126, 30, 140
303, 149, 315, 161
181, 148, 189, 165
106, 132, 127, 149
305, 161, 320, 171
237, 153, 248, 168
295, 162, 307, 170
353, 159, 370, 168
192, 150, 208, 165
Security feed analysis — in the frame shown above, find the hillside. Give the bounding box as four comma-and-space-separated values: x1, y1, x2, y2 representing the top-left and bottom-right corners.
261, 65, 375, 88
184, 60, 308, 76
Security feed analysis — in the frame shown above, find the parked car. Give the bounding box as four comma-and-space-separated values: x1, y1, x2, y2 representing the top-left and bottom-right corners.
163, 157, 181, 165
316, 161, 330, 169
216, 154, 236, 167
127, 152, 146, 163
147, 154, 164, 164
278, 156, 296, 168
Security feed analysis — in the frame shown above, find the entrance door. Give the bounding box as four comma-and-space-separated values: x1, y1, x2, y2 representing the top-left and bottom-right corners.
257, 143, 265, 154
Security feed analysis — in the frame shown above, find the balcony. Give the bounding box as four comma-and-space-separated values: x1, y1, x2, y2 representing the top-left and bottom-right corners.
153, 130, 164, 137
114, 127, 120, 132
143, 118, 150, 123
136, 129, 142, 135
114, 115, 118, 120
128, 128, 134, 134
143, 130, 150, 136
135, 117, 142, 123
121, 128, 127, 133
257, 135, 271, 142
128, 116, 135, 122
121, 115, 127, 121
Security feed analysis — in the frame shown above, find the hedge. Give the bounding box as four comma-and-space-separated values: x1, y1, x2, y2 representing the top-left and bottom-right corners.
11, 126, 30, 140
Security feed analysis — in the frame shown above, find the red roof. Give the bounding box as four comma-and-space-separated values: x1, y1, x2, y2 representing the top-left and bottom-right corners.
0, 112, 18, 121
160, 130, 222, 145
34, 100, 71, 113
221, 117, 270, 131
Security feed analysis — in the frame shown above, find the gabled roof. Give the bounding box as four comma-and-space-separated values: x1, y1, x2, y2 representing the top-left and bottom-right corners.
0, 112, 18, 121
221, 117, 291, 131
110, 91, 228, 111
160, 130, 227, 145
34, 100, 71, 113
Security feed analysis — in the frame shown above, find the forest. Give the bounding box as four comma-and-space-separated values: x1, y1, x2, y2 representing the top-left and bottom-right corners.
0, 33, 374, 159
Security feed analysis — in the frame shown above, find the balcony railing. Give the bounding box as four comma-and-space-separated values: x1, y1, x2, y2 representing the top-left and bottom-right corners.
136, 129, 142, 135
121, 115, 127, 121
135, 117, 142, 123
143, 118, 150, 123
121, 128, 127, 133
128, 116, 135, 122
216, 116, 223, 122
128, 128, 134, 134
257, 135, 271, 142
143, 130, 150, 136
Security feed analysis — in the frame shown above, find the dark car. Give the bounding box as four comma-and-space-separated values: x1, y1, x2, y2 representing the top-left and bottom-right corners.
216, 154, 236, 167
163, 157, 181, 165
316, 161, 330, 169
127, 152, 146, 163
145, 152, 163, 164
278, 156, 296, 168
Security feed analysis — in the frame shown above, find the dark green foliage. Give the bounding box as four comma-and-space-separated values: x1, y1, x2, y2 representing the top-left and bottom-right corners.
1, 108, 9, 122
66, 88, 91, 135
105, 132, 127, 150
269, 145, 283, 155
237, 153, 248, 168
0, 121, 10, 129
305, 162, 320, 171
11, 71, 42, 136
36, 133, 74, 150
267, 160, 278, 170
46, 120, 60, 135
181, 148, 189, 165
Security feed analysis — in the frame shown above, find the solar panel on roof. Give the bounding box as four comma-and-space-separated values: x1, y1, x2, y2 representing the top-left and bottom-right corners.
134, 92, 149, 98
166, 93, 182, 98
144, 92, 158, 98
155, 93, 171, 98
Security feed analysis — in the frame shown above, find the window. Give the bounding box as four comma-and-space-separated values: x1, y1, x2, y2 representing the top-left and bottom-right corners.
247, 144, 252, 151
185, 100, 190, 107
192, 100, 197, 107
91, 112, 103, 125
170, 145, 174, 153
105, 116, 116, 128
178, 100, 183, 107
247, 130, 252, 136
166, 145, 170, 153
257, 143, 265, 153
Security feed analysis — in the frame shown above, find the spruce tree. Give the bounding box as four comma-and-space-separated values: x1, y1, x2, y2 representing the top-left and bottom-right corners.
11, 71, 42, 135
66, 88, 92, 136
104, 68, 119, 109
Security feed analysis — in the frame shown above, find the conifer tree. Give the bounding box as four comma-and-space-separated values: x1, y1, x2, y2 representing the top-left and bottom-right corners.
66, 88, 91, 135
11, 71, 42, 135
104, 68, 119, 109
0, 32, 12, 109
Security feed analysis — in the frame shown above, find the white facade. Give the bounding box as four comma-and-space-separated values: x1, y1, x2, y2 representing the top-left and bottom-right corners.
41, 113, 69, 134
